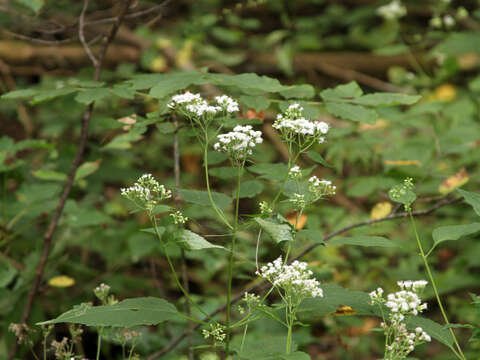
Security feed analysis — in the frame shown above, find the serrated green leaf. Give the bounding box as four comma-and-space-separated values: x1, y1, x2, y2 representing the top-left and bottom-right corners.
111, 85, 136, 99
178, 188, 232, 210
307, 151, 333, 168
458, 189, 480, 217
239, 95, 270, 110
174, 229, 225, 251
351, 93, 421, 106
233, 335, 295, 360
281, 352, 311, 360
297, 229, 324, 244
325, 102, 377, 124
248, 163, 288, 181
430, 223, 480, 253
1, 88, 38, 99
208, 73, 286, 93
37, 297, 178, 327
320, 82, 363, 101
328, 236, 399, 248
74, 160, 101, 181
254, 217, 294, 243
238, 180, 264, 198
280, 84, 315, 99
406, 316, 454, 348
149, 72, 206, 98
209, 166, 238, 180
31, 88, 77, 104
102, 133, 142, 150
75, 88, 110, 105
32, 170, 67, 181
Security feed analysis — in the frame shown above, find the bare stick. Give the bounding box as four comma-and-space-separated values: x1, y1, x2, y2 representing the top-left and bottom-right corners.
147, 196, 462, 359
78, 0, 98, 67
8, 1, 134, 359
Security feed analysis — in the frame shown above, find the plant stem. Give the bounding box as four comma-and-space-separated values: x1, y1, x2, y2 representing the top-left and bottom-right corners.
151, 215, 211, 321
285, 304, 293, 354
96, 327, 103, 360
408, 210, 466, 360
203, 145, 233, 230
225, 166, 242, 355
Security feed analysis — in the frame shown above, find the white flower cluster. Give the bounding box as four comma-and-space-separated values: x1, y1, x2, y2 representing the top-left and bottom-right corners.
273, 104, 329, 145
167, 91, 202, 108
370, 280, 430, 359
213, 125, 263, 163
94, 283, 111, 303
257, 257, 323, 299
377, 0, 407, 20
288, 165, 302, 179
202, 323, 226, 343
170, 210, 188, 225
259, 201, 273, 216
215, 95, 239, 113
290, 193, 306, 210
121, 174, 172, 212
308, 176, 336, 197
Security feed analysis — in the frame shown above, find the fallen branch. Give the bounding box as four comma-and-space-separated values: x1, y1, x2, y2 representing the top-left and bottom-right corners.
147, 195, 462, 359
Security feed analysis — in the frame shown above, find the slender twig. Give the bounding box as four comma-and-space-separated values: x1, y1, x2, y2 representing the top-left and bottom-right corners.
7, 2, 133, 359
79, 0, 98, 67
147, 196, 462, 359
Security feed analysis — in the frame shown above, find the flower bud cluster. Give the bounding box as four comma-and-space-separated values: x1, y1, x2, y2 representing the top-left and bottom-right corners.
370, 280, 430, 359
257, 257, 323, 299
202, 323, 226, 343
376, 0, 407, 20
213, 125, 263, 164
259, 201, 273, 216
273, 104, 329, 145
170, 210, 188, 225
288, 166, 302, 179
308, 176, 336, 197
121, 174, 172, 212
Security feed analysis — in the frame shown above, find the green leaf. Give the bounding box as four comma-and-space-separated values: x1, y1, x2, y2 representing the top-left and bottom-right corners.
430, 223, 480, 253
0, 261, 17, 288
433, 32, 480, 56
458, 189, 480, 217
38, 297, 178, 327
351, 93, 422, 106
406, 316, 454, 348
1, 88, 38, 99
297, 229, 323, 244
307, 151, 333, 168
248, 163, 288, 181
174, 229, 225, 251
178, 189, 232, 210
254, 217, 294, 243
389, 184, 416, 207
238, 180, 265, 198
75, 88, 110, 105
209, 166, 238, 180
31, 170, 67, 182
128, 233, 159, 262
320, 82, 363, 101
281, 352, 311, 360
102, 133, 142, 150
208, 73, 286, 93
233, 335, 295, 360
31, 88, 77, 104
17, 0, 44, 13
74, 160, 101, 181
328, 236, 400, 248
148, 71, 206, 98
239, 95, 271, 111
111, 85, 136, 99
325, 102, 377, 124
279, 84, 315, 99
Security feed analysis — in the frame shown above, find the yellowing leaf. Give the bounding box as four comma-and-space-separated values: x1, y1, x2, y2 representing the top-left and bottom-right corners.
434, 84, 456, 102
457, 53, 479, 70
358, 118, 388, 131
383, 159, 421, 166
439, 168, 469, 195
149, 56, 167, 73
331, 305, 356, 316
370, 202, 392, 220
176, 39, 194, 68
48, 275, 75, 288
286, 211, 307, 230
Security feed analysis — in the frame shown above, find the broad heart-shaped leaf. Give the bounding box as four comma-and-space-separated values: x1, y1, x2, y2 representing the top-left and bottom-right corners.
1, 88, 39, 99
307, 151, 333, 168
320, 81, 363, 101
248, 163, 289, 181
38, 297, 178, 327
430, 223, 480, 253
351, 93, 421, 106
174, 229, 225, 251
232, 335, 296, 360
254, 216, 294, 243
328, 236, 400, 248
279, 84, 315, 99
325, 102, 377, 124
239, 95, 271, 111
178, 189, 232, 210
458, 189, 480, 217
149, 71, 206, 98
237, 180, 265, 198
406, 316, 454, 348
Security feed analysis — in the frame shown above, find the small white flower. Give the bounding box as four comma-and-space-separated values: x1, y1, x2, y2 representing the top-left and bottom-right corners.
215, 95, 239, 113
288, 166, 302, 179
377, 0, 407, 20
121, 174, 172, 212
214, 125, 263, 163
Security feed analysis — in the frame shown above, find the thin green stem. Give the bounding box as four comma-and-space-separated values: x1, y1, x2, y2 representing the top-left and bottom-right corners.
150, 215, 212, 321
225, 165, 243, 355
285, 305, 293, 354
96, 327, 103, 360
203, 145, 233, 230
408, 210, 466, 360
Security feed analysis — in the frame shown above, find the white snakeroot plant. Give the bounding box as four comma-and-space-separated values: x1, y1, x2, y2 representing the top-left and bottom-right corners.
376, 0, 407, 20
120, 174, 172, 213
257, 256, 323, 354
213, 125, 263, 165
370, 280, 431, 359
288, 165, 301, 179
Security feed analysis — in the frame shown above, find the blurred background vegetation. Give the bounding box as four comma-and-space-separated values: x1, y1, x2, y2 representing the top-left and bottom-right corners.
1, 0, 480, 359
